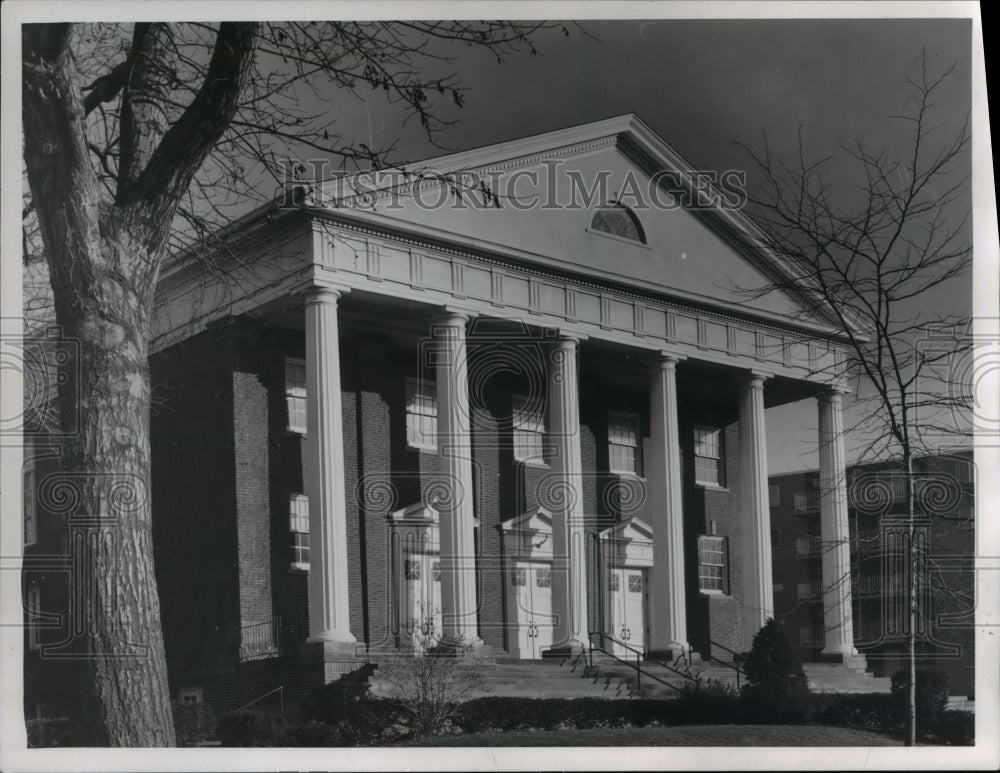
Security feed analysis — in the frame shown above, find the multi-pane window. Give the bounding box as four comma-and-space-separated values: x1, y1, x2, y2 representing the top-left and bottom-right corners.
591, 205, 646, 244
432, 561, 441, 583
693, 426, 723, 486
405, 560, 421, 581
608, 572, 620, 592
24, 456, 37, 548
26, 585, 41, 650
628, 573, 642, 593
697, 535, 728, 594
290, 494, 310, 570
535, 567, 552, 588
608, 411, 639, 475
512, 395, 545, 462
178, 687, 203, 703
285, 358, 307, 433
405, 378, 438, 449
510, 567, 526, 586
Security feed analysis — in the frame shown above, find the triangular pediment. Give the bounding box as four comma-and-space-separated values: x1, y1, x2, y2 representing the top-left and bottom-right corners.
391, 501, 439, 525
500, 506, 553, 534
602, 516, 653, 544
316, 114, 841, 331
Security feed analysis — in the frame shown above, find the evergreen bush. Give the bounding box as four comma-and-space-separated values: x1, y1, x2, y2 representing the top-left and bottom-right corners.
739, 619, 812, 722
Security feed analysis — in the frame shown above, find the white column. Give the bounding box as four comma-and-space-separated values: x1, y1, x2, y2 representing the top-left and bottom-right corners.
648, 354, 689, 655
432, 311, 482, 647
818, 389, 858, 659
304, 287, 356, 646
546, 334, 587, 654
738, 373, 773, 646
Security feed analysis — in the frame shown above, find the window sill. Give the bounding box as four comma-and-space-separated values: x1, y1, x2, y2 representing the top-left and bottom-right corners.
695, 482, 729, 492
699, 589, 727, 597
408, 444, 438, 455
286, 428, 307, 438
610, 470, 646, 481
290, 564, 310, 573
517, 458, 550, 470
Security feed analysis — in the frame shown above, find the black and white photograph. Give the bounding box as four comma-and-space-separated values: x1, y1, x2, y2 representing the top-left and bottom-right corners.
2, 2, 996, 770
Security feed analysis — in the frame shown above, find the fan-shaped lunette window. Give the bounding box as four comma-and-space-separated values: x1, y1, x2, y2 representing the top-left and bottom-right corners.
591, 204, 646, 244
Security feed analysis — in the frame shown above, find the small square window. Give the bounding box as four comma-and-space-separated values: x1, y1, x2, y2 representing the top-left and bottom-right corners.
178, 687, 203, 703
510, 567, 526, 587
608, 572, 620, 592
535, 567, 552, 588
628, 573, 642, 593
432, 561, 441, 582
405, 559, 421, 581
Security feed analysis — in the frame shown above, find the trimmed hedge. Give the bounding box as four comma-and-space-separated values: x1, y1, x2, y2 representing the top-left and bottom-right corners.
172, 700, 216, 746
297, 664, 408, 745
890, 667, 950, 727
216, 711, 286, 747
25, 718, 73, 748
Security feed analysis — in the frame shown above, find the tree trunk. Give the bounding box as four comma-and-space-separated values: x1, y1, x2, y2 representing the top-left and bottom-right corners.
55, 231, 176, 746
906, 451, 917, 747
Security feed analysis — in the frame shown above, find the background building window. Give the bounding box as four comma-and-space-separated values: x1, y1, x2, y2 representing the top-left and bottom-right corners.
26, 585, 41, 650
693, 426, 724, 486
512, 394, 545, 462
285, 358, 307, 433
768, 483, 780, 507
771, 528, 781, 550
591, 204, 646, 244
697, 535, 728, 594
290, 494, 310, 570
24, 457, 37, 548
405, 378, 437, 449
178, 687, 203, 703
608, 411, 639, 475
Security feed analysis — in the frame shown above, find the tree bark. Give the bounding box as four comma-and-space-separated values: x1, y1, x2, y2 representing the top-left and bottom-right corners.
23, 21, 259, 746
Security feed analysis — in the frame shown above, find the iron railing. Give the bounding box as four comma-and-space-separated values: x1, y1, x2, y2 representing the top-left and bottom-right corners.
586, 631, 685, 694
706, 638, 742, 689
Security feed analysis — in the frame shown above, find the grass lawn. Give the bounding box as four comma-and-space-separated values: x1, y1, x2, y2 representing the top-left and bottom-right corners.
398, 724, 904, 747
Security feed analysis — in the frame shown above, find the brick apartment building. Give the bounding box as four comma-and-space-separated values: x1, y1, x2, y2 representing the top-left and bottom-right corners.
769, 452, 976, 696
24, 115, 874, 718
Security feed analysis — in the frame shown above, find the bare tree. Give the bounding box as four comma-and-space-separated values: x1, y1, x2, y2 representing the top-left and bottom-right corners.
21, 20, 551, 746
736, 52, 971, 746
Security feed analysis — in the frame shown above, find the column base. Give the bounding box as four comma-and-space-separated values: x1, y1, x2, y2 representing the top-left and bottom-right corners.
299, 639, 367, 684
819, 645, 861, 662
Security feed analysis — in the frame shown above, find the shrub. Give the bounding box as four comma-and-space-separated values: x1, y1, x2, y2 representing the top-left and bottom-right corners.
373, 623, 489, 737
276, 719, 345, 746
673, 678, 747, 724
298, 664, 407, 745
171, 700, 216, 746
921, 710, 974, 746
25, 718, 73, 748
891, 666, 950, 727
810, 692, 900, 733
740, 619, 811, 722
216, 711, 285, 747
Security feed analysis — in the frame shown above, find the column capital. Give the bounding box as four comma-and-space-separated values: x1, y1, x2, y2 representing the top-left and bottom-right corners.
431, 307, 477, 327
646, 351, 686, 371
817, 384, 850, 403
303, 285, 346, 305
544, 327, 589, 346
736, 371, 770, 389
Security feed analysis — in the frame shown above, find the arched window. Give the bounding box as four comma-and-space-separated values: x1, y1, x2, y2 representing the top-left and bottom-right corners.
590, 204, 646, 244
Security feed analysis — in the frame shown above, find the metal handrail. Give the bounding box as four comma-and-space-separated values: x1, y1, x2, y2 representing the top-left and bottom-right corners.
587, 631, 682, 694
707, 638, 742, 688
644, 647, 700, 685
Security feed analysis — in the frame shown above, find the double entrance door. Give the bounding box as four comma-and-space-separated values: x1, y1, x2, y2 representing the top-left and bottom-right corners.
401, 551, 442, 651
506, 560, 555, 659
605, 566, 648, 657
